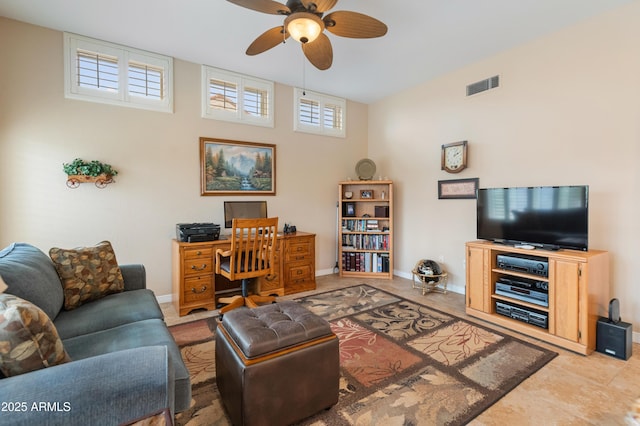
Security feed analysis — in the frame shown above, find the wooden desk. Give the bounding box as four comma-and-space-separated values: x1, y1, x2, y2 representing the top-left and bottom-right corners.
171, 232, 315, 316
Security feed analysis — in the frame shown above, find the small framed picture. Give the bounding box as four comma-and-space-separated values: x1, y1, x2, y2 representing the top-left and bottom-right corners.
438, 178, 479, 199
360, 190, 373, 199
343, 202, 356, 217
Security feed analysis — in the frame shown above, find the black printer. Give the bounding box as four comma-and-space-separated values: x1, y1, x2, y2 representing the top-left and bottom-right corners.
176, 223, 220, 243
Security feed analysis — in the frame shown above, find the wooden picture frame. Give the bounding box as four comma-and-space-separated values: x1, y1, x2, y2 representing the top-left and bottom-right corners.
343, 202, 356, 217
438, 178, 479, 199
200, 137, 276, 196
360, 190, 373, 199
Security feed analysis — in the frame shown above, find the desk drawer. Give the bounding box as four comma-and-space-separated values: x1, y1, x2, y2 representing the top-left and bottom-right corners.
184, 247, 213, 260
285, 239, 313, 261
183, 276, 213, 303
284, 261, 313, 283
184, 258, 212, 275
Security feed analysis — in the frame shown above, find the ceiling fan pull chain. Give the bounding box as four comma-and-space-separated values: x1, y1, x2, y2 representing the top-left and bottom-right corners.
302, 53, 306, 96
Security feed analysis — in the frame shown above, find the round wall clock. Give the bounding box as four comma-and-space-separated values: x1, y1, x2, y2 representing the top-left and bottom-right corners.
441, 141, 468, 173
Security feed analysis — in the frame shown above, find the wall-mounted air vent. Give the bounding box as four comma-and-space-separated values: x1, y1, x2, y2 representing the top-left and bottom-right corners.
466, 75, 500, 96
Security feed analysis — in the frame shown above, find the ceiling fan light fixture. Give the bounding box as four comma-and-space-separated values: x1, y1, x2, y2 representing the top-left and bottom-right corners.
285, 12, 324, 44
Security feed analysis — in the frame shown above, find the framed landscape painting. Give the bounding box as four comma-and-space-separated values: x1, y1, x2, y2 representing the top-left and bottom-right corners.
200, 137, 276, 196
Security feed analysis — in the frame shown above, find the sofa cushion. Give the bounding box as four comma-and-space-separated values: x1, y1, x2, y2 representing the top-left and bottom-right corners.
0, 243, 64, 320
0, 294, 71, 377
62, 318, 191, 413
54, 289, 164, 340
49, 241, 125, 310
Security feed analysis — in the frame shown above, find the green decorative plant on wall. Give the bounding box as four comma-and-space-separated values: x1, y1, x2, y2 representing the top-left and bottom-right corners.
63, 158, 118, 177
63, 158, 118, 189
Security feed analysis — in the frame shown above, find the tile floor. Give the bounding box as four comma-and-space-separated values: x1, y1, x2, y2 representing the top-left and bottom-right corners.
161, 274, 639, 425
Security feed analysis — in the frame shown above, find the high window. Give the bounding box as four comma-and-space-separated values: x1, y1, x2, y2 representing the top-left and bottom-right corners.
64, 33, 173, 113
294, 88, 346, 138
201, 66, 274, 128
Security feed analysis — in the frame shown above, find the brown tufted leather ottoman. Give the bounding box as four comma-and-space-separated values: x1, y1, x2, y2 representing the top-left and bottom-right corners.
215, 301, 339, 426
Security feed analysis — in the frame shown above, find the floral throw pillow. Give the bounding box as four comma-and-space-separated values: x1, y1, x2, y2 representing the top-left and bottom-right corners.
49, 241, 124, 310
0, 293, 71, 377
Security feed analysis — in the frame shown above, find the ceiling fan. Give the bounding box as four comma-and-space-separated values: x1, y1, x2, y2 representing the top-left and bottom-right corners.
227, 0, 388, 70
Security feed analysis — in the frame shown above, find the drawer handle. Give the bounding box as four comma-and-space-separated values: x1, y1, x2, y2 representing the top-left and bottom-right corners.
191, 264, 207, 271
196, 251, 202, 255
296, 270, 303, 275
191, 285, 208, 294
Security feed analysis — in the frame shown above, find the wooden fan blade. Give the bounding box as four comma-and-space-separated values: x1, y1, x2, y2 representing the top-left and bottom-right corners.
246, 26, 289, 55
302, 33, 333, 70
324, 11, 388, 38
227, 0, 290, 15
300, 0, 338, 13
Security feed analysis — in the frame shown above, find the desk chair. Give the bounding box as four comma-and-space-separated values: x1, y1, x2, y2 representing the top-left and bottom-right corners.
215, 217, 278, 315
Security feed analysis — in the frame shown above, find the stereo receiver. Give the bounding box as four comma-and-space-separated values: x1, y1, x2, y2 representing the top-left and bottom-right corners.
497, 254, 548, 277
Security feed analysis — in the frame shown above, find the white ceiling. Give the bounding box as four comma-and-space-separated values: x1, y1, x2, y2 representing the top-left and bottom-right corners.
0, 0, 635, 104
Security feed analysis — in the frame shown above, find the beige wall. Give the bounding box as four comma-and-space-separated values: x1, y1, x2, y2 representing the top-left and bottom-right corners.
2, 4, 639, 339
0, 18, 369, 299
368, 2, 640, 336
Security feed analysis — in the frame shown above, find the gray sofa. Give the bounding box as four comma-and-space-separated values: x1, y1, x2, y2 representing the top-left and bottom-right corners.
0, 243, 191, 426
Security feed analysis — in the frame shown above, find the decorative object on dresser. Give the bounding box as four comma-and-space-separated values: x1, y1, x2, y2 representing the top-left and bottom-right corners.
338, 180, 393, 279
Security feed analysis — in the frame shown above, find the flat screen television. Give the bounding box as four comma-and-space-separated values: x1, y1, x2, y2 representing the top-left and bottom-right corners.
476, 186, 589, 251
223, 201, 267, 228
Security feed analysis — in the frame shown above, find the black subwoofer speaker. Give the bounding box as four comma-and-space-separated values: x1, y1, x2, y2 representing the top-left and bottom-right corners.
596, 317, 632, 360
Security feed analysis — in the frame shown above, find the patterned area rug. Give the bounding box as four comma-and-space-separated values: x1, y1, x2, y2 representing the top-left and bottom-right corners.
170, 285, 557, 425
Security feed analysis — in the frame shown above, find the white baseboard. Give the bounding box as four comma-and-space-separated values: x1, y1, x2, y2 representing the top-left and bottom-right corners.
156, 293, 172, 304
393, 270, 465, 295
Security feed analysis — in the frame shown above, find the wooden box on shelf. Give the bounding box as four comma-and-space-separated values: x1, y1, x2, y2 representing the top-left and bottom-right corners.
338, 180, 393, 279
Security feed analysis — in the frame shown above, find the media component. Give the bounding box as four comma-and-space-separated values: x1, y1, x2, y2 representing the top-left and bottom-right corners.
497, 254, 549, 277
495, 301, 548, 329
495, 277, 548, 307
476, 185, 589, 251
224, 201, 267, 228
596, 298, 632, 360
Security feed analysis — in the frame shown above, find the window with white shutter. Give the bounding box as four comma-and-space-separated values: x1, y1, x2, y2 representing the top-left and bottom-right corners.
201, 66, 274, 127
294, 88, 345, 137
64, 33, 173, 113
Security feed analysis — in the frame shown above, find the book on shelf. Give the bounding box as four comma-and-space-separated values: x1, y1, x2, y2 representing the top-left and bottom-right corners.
341, 251, 390, 273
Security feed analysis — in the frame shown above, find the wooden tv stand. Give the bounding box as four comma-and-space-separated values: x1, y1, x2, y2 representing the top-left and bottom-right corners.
171, 232, 315, 316
465, 240, 609, 355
